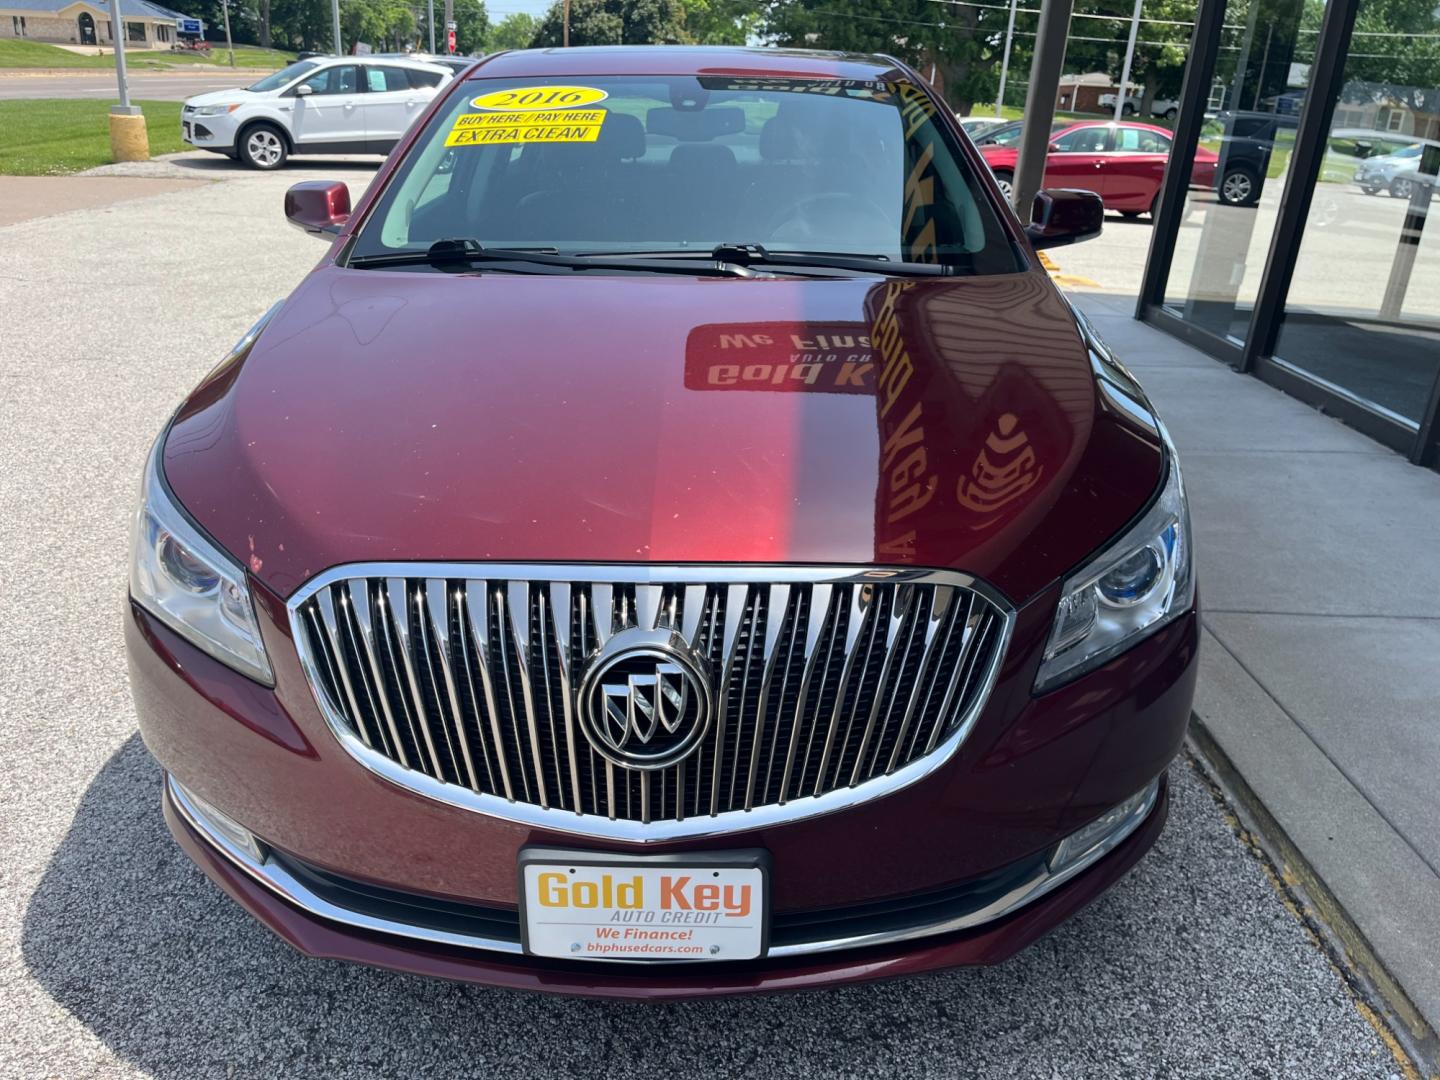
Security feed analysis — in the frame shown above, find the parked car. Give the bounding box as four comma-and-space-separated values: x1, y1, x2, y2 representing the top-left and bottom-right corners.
958, 114, 1004, 138
131, 46, 1197, 997
975, 119, 1218, 216
1206, 110, 1298, 206
373, 51, 478, 76
181, 55, 454, 169
1354, 140, 1440, 198
1097, 92, 1180, 120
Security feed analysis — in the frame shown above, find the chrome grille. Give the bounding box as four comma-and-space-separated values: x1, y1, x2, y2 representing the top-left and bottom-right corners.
290, 565, 1011, 840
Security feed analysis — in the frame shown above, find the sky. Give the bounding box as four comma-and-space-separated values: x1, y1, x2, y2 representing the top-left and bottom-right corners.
488, 0, 553, 20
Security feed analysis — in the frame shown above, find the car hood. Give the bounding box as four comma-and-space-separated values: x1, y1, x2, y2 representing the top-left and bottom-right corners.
164, 268, 1162, 605
184, 88, 260, 107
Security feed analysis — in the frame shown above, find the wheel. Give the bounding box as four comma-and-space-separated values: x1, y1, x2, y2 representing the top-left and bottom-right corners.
1122, 102, 1136, 116
1219, 166, 1259, 206
1120, 210, 1142, 219
1163, 106, 1178, 120
1360, 182, 1383, 196
992, 169, 1014, 203
1390, 177, 1416, 200
239, 123, 288, 170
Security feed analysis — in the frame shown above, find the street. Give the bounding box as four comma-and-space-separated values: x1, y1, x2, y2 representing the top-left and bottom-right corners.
0, 156, 1408, 1079
0, 69, 259, 100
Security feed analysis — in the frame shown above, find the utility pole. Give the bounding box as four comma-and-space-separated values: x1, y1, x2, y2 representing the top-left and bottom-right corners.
221, 0, 235, 67
1012, 0, 1073, 221
106, 0, 148, 160
562, 0, 570, 46
443, 0, 453, 53
332, 0, 342, 54
995, 0, 1018, 118
1114, 0, 1142, 121
427, 0, 435, 53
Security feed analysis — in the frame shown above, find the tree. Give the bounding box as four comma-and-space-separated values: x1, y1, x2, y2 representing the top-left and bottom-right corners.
488, 10, 537, 49
678, 0, 758, 43
1062, 0, 1195, 115
762, 0, 1007, 112
529, 0, 688, 46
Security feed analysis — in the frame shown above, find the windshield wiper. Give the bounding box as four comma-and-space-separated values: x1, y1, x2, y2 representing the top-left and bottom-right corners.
581, 244, 958, 277
347, 238, 753, 276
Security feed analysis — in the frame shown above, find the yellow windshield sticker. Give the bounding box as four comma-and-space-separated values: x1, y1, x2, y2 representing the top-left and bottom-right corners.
470, 85, 608, 112
445, 108, 607, 147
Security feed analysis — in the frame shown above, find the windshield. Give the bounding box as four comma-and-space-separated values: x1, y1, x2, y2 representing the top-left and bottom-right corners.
351, 75, 1021, 274
247, 60, 319, 93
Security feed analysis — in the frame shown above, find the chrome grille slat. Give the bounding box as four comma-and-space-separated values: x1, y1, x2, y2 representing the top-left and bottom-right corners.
292, 565, 1012, 839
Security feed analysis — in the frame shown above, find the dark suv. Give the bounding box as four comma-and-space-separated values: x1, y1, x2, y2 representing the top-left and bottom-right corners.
1210, 110, 1299, 206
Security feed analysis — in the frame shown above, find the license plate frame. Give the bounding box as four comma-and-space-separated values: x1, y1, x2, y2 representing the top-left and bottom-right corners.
518, 846, 771, 963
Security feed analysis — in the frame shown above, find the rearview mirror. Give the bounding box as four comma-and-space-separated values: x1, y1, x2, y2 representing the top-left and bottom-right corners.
285, 180, 350, 238
1026, 188, 1103, 250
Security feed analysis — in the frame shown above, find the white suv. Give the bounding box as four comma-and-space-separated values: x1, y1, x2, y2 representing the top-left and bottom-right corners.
181, 55, 454, 170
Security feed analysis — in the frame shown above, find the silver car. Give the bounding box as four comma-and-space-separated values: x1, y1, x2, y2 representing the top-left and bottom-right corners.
1355, 140, 1440, 198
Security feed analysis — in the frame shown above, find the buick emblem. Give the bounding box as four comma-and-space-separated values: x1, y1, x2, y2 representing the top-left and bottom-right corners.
577, 630, 713, 770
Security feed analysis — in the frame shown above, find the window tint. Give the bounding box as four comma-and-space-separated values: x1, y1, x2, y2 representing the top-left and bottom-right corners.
1052, 126, 1111, 153
302, 64, 360, 96
1115, 127, 1171, 153
366, 66, 414, 93
407, 67, 444, 88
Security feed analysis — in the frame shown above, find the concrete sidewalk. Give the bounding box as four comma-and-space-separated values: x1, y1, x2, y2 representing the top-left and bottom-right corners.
1071, 288, 1440, 1057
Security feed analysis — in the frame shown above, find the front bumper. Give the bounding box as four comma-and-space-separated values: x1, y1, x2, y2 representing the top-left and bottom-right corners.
165, 769, 1170, 999
129, 580, 1198, 996
181, 111, 240, 151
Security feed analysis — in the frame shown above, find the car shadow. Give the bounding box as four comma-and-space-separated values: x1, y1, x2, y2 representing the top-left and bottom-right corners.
20, 736, 1197, 1079
164, 154, 385, 175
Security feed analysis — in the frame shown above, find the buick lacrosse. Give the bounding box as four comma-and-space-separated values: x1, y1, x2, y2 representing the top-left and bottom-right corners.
127, 46, 1198, 998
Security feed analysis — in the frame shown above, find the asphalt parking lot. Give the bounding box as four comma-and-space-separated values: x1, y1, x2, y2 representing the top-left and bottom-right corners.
0, 155, 1409, 1079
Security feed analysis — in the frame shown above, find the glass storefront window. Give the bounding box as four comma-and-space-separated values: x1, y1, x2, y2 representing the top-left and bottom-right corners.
1161, 0, 1316, 342
1269, 1, 1440, 428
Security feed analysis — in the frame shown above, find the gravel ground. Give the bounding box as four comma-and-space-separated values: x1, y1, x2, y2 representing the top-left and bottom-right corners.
0, 156, 1407, 1080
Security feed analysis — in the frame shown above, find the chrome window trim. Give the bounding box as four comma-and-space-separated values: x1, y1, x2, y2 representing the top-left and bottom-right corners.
169, 774, 1159, 961
286, 562, 1016, 844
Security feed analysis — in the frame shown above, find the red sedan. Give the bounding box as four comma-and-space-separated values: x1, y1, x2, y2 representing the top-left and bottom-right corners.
975, 119, 1219, 216
127, 47, 1198, 998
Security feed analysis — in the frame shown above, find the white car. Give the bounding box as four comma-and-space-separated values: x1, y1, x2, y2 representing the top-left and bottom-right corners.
181, 55, 454, 170
1098, 93, 1180, 120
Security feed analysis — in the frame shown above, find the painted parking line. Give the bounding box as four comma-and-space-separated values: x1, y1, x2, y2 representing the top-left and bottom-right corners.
1037, 249, 1101, 289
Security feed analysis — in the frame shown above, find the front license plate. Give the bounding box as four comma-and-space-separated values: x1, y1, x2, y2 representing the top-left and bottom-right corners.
519, 847, 768, 962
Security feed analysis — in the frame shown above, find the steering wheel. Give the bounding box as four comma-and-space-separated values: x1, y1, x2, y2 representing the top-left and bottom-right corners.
766, 192, 896, 246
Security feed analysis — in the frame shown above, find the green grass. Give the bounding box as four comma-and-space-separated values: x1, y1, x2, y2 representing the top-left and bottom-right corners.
0, 39, 291, 70
0, 99, 184, 174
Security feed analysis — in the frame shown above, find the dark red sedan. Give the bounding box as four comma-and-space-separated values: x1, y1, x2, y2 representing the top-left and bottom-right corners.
975, 119, 1220, 216
127, 47, 1197, 998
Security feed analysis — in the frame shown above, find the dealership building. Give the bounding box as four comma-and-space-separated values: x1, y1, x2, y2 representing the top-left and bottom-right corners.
0, 0, 192, 49
1124, 0, 1440, 466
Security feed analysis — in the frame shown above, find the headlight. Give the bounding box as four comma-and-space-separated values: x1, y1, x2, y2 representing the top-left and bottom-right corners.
1034, 429, 1194, 693
192, 103, 239, 116
129, 309, 280, 686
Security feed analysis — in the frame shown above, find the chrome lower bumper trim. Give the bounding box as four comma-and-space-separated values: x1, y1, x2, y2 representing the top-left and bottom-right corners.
168, 774, 1160, 962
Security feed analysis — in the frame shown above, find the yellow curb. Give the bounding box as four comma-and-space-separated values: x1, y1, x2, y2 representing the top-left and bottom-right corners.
1049, 272, 1101, 288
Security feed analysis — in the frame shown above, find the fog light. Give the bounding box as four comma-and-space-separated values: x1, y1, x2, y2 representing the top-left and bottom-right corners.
1048, 778, 1159, 875
172, 778, 265, 863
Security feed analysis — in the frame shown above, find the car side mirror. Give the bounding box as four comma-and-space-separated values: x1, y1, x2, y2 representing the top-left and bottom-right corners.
293, 83, 314, 97
285, 180, 350, 238
1048, 142, 1062, 153
1026, 188, 1104, 250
